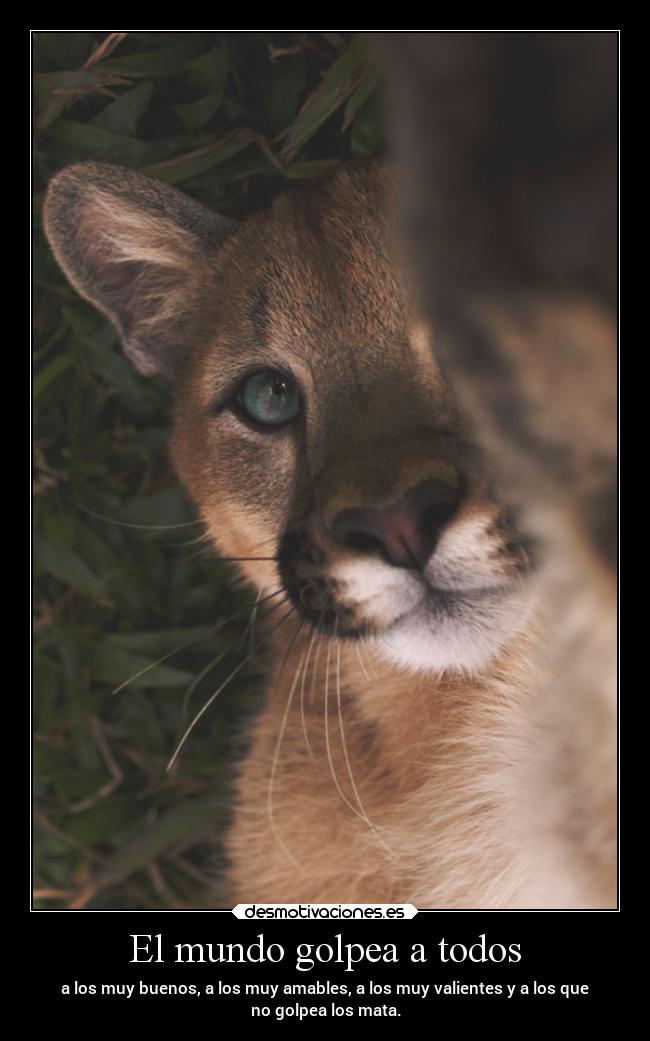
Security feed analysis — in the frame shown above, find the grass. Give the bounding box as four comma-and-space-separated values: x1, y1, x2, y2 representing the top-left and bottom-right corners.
33, 30, 384, 909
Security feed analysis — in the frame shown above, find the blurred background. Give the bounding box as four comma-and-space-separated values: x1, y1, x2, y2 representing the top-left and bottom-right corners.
33, 31, 384, 909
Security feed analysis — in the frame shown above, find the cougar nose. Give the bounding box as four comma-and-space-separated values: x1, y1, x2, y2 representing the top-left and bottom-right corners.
331, 479, 460, 570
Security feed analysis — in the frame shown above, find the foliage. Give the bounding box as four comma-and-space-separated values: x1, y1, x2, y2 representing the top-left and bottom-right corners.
33, 31, 384, 909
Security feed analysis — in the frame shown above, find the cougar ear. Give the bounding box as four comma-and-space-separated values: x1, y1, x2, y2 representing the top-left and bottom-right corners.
43, 161, 236, 380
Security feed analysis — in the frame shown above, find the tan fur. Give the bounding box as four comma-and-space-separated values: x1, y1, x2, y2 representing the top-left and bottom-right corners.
226, 593, 613, 909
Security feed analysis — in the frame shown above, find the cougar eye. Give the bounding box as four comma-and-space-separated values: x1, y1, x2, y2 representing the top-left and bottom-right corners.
237, 369, 300, 428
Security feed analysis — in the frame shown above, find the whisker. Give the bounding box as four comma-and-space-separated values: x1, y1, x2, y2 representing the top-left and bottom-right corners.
320, 620, 397, 856
336, 639, 397, 859
112, 632, 215, 696
299, 627, 319, 760
177, 531, 280, 563
168, 532, 212, 548
64, 494, 203, 531
231, 585, 265, 663
174, 531, 280, 552
322, 618, 363, 819
166, 606, 295, 771
247, 587, 262, 649
179, 543, 216, 566
113, 587, 286, 695
355, 641, 372, 683
309, 613, 325, 707
267, 618, 307, 871
247, 587, 264, 656
205, 556, 279, 562
362, 640, 381, 681
179, 542, 279, 565
277, 614, 304, 678
181, 650, 229, 721
182, 593, 292, 718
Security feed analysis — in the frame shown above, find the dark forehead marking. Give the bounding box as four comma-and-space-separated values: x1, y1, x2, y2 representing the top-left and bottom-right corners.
248, 282, 268, 348
263, 169, 407, 348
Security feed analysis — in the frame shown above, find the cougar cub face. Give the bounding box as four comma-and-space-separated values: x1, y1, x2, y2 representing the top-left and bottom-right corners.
170, 166, 531, 672
45, 161, 531, 673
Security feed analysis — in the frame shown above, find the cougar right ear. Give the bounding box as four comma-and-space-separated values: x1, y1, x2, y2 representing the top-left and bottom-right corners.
43, 161, 236, 381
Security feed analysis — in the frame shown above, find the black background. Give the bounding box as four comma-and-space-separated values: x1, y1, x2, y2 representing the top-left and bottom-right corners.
30, 909, 624, 1022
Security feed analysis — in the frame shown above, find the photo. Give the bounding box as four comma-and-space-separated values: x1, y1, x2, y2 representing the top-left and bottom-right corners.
34, 31, 617, 911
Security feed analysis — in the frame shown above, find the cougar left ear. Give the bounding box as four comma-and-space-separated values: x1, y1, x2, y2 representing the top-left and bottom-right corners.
43, 161, 236, 380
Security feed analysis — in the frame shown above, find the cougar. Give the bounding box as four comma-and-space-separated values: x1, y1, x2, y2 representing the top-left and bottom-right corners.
44, 155, 616, 908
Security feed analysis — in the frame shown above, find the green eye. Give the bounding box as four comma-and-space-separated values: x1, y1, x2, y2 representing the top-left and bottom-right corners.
238, 369, 300, 428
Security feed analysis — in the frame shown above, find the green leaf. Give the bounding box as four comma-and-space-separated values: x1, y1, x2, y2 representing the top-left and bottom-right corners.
350, 96, 383, 158
172, 93, 223, 133
65, 796, 148, 845
43, 118, 153, 164
91, 82, 155, 136
35, 69, 130, 112
103, 628, 208, 655
35, 657, 61, 733
81, 325, 163, 419
279, 36, 377, 161
260, 53, 308, 137
143, 131, 257, 185
73, 518, 131, 583
183, 43, 229, 94
36, 97, 68, 133
35, 352, 73, 400
52, 766, 107, 803
36, 32, 94, 70
36, 536, 106, 599
342, 62, 380, 131
118, 489, 193, 528
56, 629, 92, 766
94, 37, 208, 78
35, 68, 133, 133
61, 305, 97, 338
90, 644, 194, 690
78, 793, 223, 896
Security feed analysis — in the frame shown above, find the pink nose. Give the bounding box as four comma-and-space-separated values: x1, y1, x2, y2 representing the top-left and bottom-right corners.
330, 479, 459, 570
